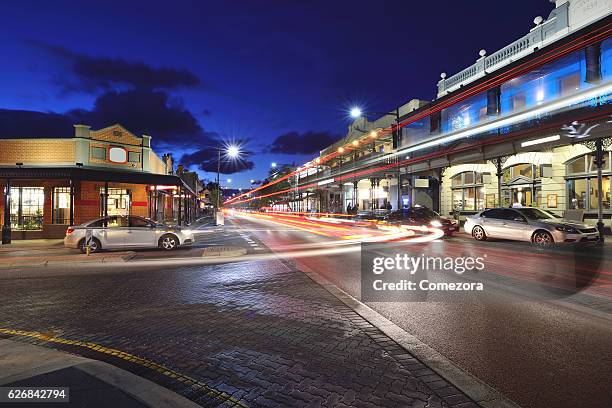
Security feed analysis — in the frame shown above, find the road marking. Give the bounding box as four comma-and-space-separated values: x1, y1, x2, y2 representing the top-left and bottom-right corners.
0, 328, 249, 407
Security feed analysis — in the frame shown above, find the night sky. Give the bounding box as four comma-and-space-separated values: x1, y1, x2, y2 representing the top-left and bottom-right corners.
0, 0, 554, 188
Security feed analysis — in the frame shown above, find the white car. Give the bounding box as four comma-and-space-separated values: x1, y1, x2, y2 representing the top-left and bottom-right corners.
464, 207, 600, 245
64, 215, 195, 253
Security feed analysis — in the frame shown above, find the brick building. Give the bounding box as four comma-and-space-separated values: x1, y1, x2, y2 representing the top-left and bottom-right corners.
0, 124, 199, 241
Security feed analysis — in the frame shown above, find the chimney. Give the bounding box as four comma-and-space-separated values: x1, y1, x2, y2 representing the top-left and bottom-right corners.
177, 164, 184, 176
73, 124, 91, 139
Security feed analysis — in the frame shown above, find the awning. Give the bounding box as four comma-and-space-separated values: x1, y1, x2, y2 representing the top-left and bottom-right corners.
0, 166, 197, 195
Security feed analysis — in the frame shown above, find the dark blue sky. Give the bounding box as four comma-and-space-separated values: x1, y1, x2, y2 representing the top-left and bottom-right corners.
0, 0, 554, 187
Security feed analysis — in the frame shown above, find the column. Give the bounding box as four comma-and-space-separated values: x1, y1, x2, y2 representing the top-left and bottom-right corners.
353, 181, 358, 212
496, 157, 503, 208
177, 186, 182, 226
2, 179, 11, 244
370, 178, 377, 210
69, 179, 75, 226
104, 182, 109, 218
594, 139, 605, 242
375, 179, 381, 210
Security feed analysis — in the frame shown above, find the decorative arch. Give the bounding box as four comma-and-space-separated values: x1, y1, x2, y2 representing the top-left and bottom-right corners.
502, 152, 553, 169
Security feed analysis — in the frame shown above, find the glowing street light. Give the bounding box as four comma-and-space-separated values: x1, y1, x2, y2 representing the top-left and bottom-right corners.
227, 145, 240, 158
350, 107, 362, 118
250, 179, 255, 183
271, 162, 277, 168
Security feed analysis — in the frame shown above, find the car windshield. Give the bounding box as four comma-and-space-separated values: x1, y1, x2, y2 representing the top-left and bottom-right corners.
514, 208, 555, 220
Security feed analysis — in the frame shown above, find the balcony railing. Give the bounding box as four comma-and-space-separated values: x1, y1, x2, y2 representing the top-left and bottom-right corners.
437, 2, 569, 97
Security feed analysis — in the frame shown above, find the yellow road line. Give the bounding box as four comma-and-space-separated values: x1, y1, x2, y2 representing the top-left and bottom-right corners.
0, 328, 249, 407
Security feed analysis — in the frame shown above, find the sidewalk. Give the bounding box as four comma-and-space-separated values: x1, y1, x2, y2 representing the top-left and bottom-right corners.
0, 339, 199, 408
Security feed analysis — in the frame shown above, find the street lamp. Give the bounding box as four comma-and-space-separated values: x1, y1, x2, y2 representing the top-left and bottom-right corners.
348, 106, 402, 210
271, 162, 277, 168
215, 144, 241, 210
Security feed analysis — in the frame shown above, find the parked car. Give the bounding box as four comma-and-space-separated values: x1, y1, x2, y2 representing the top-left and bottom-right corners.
64, 215, 195, 253
386, 207, 458, 236
464, 207, 599, 245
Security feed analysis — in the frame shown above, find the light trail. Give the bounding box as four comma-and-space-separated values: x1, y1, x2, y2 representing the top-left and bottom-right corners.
228, 108, 612, 206
224, 24, 611, 206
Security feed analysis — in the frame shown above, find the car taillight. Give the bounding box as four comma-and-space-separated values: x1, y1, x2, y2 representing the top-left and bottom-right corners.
66, 227, 74, 235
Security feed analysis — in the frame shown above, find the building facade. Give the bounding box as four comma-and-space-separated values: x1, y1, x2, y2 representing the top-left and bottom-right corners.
293, 0, 612, 231
1, 124, 200, 241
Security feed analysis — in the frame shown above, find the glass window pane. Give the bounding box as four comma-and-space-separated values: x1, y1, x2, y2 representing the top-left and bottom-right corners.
568, 156, 586, 174
452, 190, 463, 211
464, 187, 476, 211
451, 174, 462, 187
53, 187, 70, 224
568, 179, 587, 209
10, 187, 44, 230
589, 176, 611, 210
476, 187, 485, 210
464, 172, 474, 184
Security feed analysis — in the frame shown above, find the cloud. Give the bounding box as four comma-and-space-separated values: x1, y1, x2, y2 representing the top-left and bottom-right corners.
29, 41, 202, 92
0, 89, 215, 147
268, 130, 340, 155
0, 109, 74, 138
180, 144, 255, 175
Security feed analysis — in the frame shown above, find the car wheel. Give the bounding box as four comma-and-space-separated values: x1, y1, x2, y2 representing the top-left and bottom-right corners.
159, 234, 179, 250
80, 238, 101, 254
532, 230, 554, 246
472, 225, 486, 241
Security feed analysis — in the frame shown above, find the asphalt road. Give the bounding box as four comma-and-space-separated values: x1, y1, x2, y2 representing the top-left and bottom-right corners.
1, 214, 611, 408
227, 214, 612, 408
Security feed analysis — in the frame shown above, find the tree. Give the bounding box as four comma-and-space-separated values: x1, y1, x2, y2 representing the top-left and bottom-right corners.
206, 181, 221, 208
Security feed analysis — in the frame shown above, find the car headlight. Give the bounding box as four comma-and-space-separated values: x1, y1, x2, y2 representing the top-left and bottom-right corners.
430, 220, 443, 228
555, 225, 579, 234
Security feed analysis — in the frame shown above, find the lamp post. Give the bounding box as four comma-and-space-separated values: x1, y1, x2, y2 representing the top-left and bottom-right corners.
350, 106, 402, 210
213, 144, 241, 211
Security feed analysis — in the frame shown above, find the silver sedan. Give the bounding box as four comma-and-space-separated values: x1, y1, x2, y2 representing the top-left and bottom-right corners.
464, 207, 600, 245
64, 216, 195, 253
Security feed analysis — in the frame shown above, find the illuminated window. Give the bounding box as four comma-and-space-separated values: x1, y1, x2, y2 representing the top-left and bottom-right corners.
566, 153, 612, 210
10, 187, 44, 230
52, 187, 70, 224
451, 172, 485, 211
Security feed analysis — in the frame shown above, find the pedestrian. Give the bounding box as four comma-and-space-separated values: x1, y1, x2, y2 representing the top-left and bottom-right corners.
385, 202, 392, 210
347, 203, 352, 214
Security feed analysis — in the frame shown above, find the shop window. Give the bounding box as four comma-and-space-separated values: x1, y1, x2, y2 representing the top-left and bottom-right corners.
9, 187, 44, 230
451, 172, 484, 211
568, 179, 588, 209
589, 177, 611, 210
128, 151, 141, 163
52, 187, 70, 224
91, 147, 106, 160
566, 152, 612, 211
100, 188, 131, 217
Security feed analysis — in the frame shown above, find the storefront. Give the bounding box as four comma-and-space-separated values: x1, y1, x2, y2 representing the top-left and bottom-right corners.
0, 124, 199, 242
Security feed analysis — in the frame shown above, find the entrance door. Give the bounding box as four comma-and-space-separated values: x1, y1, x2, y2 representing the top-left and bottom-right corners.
510, 185, 532, 207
